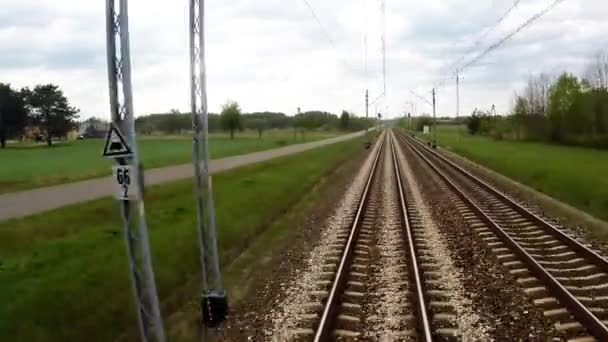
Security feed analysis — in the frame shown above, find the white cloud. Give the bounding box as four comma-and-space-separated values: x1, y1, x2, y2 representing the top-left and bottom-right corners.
0, 0, 607, 120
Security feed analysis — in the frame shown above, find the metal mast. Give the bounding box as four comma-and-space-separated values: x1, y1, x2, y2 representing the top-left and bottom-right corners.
189, 0, 228, 331
105, 1, 165, 341
456, 68, 460, 118
432, 88, 437, 147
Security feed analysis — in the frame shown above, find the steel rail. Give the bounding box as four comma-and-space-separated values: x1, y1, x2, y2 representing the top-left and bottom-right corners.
313, 133, 385, 341
397, 132, 608, 340
403, 132, 608, 272
389, 131, 433, 341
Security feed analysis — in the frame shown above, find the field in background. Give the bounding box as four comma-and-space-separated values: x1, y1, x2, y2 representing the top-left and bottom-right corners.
0, 137, 366, 341
417, 126, 608, 221
0, 129, 340, 193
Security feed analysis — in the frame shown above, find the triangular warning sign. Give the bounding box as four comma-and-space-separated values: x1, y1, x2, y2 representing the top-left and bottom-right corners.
103, 123, 133, 158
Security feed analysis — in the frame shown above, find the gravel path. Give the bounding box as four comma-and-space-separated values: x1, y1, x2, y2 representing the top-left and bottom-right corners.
0, 131, 366, 220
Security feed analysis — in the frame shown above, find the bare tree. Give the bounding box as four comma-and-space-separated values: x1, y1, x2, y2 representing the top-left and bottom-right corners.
524, 73, 552, 116
585, 50, 608, 89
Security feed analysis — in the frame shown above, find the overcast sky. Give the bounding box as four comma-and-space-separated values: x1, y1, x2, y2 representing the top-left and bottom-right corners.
1, 0, 607, 120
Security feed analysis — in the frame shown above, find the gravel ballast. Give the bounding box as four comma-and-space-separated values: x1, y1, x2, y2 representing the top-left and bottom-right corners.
396, 134, 554, 340
394, 136, 491, 341
269, 139, 382, 340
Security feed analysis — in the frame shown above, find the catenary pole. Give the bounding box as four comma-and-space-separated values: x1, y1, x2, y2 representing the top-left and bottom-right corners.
432, 88, 437, 147
456, 68, 460, 118
188, 0, 228, 336
105, 1, 165, 341
365, 89, 369, 136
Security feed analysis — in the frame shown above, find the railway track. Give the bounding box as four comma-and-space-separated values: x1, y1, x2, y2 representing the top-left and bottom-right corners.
285, 132, 465, 341
396, 129, 608, 341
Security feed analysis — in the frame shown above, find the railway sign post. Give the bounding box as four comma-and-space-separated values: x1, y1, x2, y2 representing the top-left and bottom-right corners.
189, 0, 228, 336
105, 1, 165, 341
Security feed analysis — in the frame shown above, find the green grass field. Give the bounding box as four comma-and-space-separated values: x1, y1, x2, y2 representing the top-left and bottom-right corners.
418, 126, 608, 222
0, 130, 339, 193
0, 137, 365, 341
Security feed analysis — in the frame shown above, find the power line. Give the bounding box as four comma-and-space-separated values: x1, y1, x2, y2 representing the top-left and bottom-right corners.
301, 0, 338, 50
447, 0, 524, 74
436, 0, 566, 88
363, 0, 368, 80
381, 0, 386, 95
459, 0, 566, 74
410, 89, 433, 106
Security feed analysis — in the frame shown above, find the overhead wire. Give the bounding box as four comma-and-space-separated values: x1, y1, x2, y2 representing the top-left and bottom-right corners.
444, 0, 523, 75
300, 0, 371, 114
460, 0, 566, 73
435, 0, 566, 89
301, 0, 338, 50
299, 0, 389, 115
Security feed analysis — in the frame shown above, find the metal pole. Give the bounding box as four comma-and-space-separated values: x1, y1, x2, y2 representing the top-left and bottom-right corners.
365, 89, 369, 136
105, 1, 165, 341
456, 68, 460, 119
189, 0, 228, 333
432, 88, 437, 147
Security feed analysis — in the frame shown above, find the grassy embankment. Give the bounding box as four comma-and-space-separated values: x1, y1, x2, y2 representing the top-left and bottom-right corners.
0, 129, 340, 193
0, 136, 365, 341
416, 125, 608, 222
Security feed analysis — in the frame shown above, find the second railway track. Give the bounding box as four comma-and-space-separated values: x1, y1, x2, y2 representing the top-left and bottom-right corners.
396, 129, 608, 341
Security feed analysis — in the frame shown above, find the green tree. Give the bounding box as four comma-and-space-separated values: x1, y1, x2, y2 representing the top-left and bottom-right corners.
0, 83, 27, 148
340, 110, 350, 129
250, 118, 269, 139
547, 73, 582, 142
22, 84, 79, 146
412, 115, 433, 132
220, 100, 242, 139
466, 110, 484, 135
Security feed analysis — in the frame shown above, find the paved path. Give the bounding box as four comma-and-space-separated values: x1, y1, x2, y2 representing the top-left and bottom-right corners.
0, 131, 366, 220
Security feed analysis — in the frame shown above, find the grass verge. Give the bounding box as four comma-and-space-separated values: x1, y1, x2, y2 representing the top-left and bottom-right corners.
0, 130, 340, 194
416, 126, 608, 222
0, 137, 364, 341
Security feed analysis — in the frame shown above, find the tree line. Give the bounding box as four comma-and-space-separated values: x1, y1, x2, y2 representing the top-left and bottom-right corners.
465, 50, 608, 148
0, 83, 79, 148
134, 100, 374, 138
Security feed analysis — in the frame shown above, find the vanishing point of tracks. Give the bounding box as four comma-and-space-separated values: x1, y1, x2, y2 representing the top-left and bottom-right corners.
396, 129, 608, 341
293, 131, 457, 341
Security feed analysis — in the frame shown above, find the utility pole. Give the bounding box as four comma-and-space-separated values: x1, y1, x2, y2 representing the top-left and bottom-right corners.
189, 0, 227, 335
105, 1, 165, 341
432, 88, 437, 148
295, 107, 301, 140
456, 68, 460, 119
365, 89, 369, 137
365, 90, 369, 120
